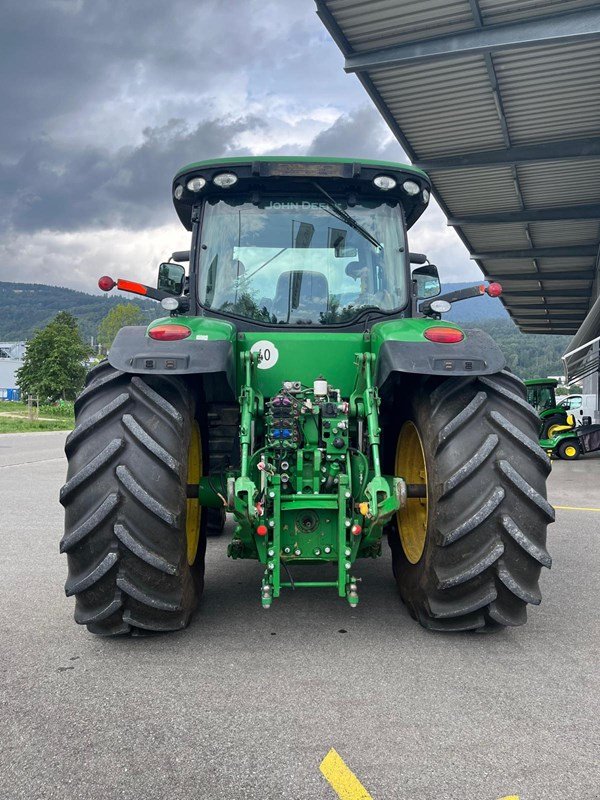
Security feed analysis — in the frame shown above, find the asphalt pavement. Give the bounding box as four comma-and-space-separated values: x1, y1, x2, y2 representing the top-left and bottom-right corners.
1, 432, 598, 800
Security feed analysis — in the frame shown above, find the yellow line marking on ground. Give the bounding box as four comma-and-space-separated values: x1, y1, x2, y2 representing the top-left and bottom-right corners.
498, 796, 520, 799
554, 505, 600, 512
320, 749, 373, 800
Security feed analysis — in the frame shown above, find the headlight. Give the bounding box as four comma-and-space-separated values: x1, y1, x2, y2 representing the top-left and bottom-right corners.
422, 189, 430, 203
186, 177, 206, 192
402, 180, 420, 196
174, 184, 184, 200
373, 175, 397, 191
213, 172, 238, 188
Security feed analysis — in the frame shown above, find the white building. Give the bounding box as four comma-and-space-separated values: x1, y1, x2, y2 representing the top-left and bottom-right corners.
0, 342, 26, 400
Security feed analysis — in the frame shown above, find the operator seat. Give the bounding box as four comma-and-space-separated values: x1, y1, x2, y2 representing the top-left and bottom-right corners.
272, 270, 329, 322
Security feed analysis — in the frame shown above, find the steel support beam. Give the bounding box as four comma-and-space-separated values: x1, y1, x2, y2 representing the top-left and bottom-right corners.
344, 8, 600, 72
517, 318, 576, 322
520, 326, 579, 331
448, 204, 600, 225
502, 289, 591, 297
489, 271, 595, 281
509, 303, 590, 310
414, 137, 600, 171
514, 313, 587, 320
473, 246, 597, 259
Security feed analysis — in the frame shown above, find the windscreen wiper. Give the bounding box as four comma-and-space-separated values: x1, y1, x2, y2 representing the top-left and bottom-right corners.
312, 181, 383, 250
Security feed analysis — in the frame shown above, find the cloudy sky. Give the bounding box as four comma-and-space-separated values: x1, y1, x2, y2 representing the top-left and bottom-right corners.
1, 0, 480, 294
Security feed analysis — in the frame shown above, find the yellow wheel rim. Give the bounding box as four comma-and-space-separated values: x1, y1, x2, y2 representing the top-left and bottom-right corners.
395, 421, 428, 564
564, 445, 577, 458
186, 421, 202, 566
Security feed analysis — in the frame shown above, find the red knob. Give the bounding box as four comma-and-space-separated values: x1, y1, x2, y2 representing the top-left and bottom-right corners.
256, 524, 268, 537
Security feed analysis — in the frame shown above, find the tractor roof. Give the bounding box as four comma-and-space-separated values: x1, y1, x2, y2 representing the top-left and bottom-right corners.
172, 155, 431, 231
524, 378, 559, 387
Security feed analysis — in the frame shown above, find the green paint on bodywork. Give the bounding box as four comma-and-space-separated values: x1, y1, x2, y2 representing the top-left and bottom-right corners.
524, 378, 559, 388
146, 316, 466, 397
174, 154, 429, 182
237, 331, 365, 396
540, 430, 578, 450
370, 317, 464, 351
147, 316, 236, 341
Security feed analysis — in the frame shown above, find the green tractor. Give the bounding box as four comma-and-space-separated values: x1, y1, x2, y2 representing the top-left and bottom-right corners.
525, 378, 582, 460
60, 156, 553, 635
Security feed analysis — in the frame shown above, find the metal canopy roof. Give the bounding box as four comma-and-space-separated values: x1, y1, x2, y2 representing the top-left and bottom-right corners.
316, 0, 600, 334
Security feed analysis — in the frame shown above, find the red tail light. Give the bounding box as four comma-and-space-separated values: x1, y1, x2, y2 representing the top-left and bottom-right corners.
148, 324, 191, 341
486, 282, 503, 297
424, 326, 464, 343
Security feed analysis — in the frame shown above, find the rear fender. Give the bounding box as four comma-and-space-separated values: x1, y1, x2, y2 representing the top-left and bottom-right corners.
107, 326, 236, 399
374, 326, 506, 391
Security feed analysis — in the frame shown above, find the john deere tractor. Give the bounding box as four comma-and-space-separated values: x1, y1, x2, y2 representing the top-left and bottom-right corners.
60, 157, 553, 635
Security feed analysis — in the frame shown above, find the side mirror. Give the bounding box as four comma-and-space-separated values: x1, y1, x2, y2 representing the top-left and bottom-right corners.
157, 262, 185, 296
412, 264, 441, 299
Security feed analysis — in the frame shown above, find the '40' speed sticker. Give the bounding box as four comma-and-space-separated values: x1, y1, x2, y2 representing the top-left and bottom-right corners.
250, 340, 279, 369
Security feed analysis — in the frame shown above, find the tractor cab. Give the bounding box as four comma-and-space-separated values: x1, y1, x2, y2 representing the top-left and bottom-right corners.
172, 156, 432, 329
525, 378, 561, 416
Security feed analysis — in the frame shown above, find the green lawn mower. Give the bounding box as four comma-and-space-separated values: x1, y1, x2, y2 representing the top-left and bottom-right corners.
525, 378, 600, 460
60, 156, 554, 636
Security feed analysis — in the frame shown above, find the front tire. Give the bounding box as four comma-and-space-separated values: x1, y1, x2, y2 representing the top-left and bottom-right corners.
388, 370, 554, 632
60, 362, 206, 635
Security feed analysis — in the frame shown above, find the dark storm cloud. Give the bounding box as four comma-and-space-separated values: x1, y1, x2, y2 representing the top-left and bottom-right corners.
0, 1, 475, 289
0, 0, 361, 235
1, 115, 264, 232
1, 1, 316, 158
307, 106, 407, 162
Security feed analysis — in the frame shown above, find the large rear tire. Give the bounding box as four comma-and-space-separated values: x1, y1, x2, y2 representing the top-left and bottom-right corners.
60, 362, 206, 635
387, 370, 554, 632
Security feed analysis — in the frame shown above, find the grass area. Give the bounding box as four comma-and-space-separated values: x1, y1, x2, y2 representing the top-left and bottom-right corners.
0, 400, 74, 433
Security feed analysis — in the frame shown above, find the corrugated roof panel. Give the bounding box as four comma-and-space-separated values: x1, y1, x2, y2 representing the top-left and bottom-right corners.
535, 258, 596, 271
327, 0, 475, 52
318, 0, 600, 333
429, 166, 520, 213
529, 220, 600, 247
518, 159, 600, 206
480, 258, 536, 272
370, 57, 504, 157
494, 41, 600, 145
479, 0, 598, 27
460, 223, 530, 249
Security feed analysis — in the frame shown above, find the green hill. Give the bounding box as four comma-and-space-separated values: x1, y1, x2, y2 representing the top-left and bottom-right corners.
462, 318, 570, 380
0, 281, 572, 379
0, 282, 160, 342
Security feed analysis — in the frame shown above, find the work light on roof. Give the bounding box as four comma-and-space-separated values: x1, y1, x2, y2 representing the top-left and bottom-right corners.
173, 184, 184, 200
186, 177, 206, 193
373, 175, 396, 191
402, 180, 420, 196
422, 189, 430, 204
213, 172, 238, 188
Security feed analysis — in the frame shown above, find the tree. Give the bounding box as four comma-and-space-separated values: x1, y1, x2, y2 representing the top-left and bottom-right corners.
98, 303, 145, 349
16, 312, 91, 402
